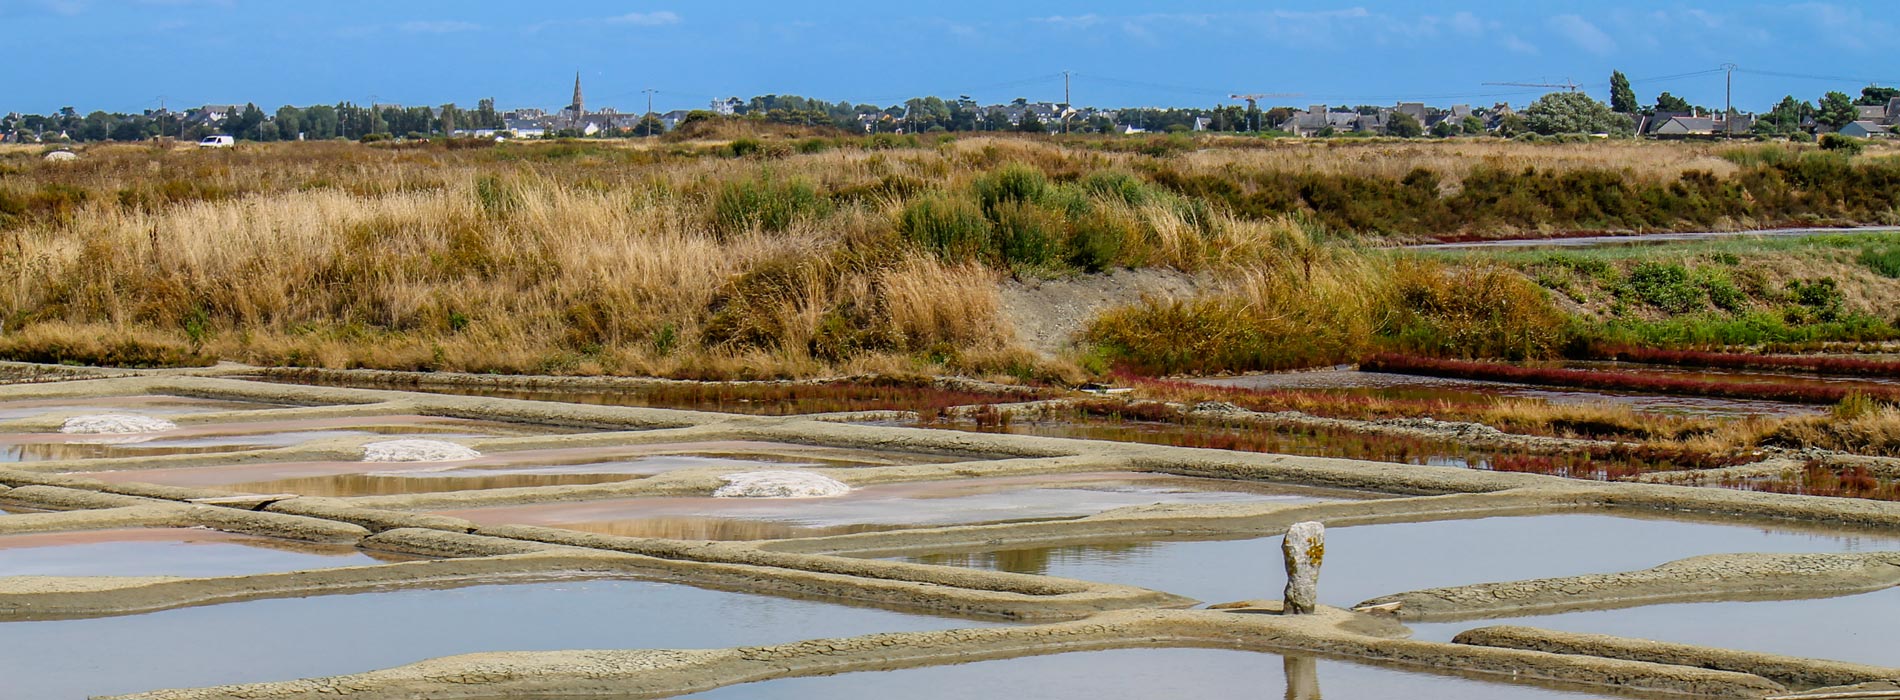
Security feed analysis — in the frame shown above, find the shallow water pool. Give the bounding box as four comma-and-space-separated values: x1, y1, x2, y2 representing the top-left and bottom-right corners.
444, 473, 1363, 540
901, 512, 1900, 607
0, 578, 995, 698
1408, 586, 1900, 667
0, 528, 406, 578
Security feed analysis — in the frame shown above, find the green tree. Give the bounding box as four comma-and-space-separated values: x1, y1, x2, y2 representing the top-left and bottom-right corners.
635, 114, 665, 136
1386, 112, 1423, 138
1754, 96, 1812, 136
1524, 92, 1633, 135
1818, 91, 1858, 128
1017, 110, 1045, 133
1858, 86, 1898, 106
1655, 92, 1693, 113
1496, 113, 1528, 137
1429, 118, 1459, 138
981, 108, 1012, 131
1460, 115, 1487, 135
1610, 71, 1637, 113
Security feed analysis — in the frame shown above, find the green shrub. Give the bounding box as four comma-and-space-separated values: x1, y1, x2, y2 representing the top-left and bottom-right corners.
727, 137, 763, 157
1623, 262, 1704, 313
1068, 209, 1134, 272
990, 200, 1064, 268
1860, 245, 1900, 278
1819, 133, 1864, 155
795, 138, 830, 154
473, 175, 517, 215
1080, 170, 1151, 206
1786, 277, 1845, 321
972, 164, 1048, 216
1698, 269, 1748, 312
898, 195, 991, 260
711, 175, 829, 234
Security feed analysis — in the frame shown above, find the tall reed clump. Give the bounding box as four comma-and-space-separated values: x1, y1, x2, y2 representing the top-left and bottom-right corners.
1084, 255, 1569, 375
1385, 259, 1568, 360
897, 162, 1245, 274
1761, 393, 1900, 456
1085, 250, 1388, 374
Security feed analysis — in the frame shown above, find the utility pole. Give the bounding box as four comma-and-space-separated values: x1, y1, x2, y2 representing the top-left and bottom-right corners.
1722, 63, 1738, 140
1062, 70, 1071, 134
643, 89, 656, 138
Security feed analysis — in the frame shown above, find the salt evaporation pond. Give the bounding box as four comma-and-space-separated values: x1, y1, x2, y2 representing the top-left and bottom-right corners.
1195, 369, 1824, 418
674, 647, 1637, 700
74, 441, 943, 497
0, 415, 575, 463
444, 473, 1365, 541
0, 578, 998, 699
900, 512, 1900, 607
1408, 586, 1900, 667
0, 528, 405, 578
0, 395, 287, 422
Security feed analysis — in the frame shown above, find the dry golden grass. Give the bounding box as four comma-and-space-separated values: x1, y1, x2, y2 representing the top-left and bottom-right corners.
0, 134, 1892, 379
1763, 407, 1900, 457
0, 139, 1192, 378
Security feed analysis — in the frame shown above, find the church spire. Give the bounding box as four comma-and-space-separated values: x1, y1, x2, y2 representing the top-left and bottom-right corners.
571, 72, 584, 116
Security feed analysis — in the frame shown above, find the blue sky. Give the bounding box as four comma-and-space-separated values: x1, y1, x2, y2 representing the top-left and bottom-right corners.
3, 1, 1895, 115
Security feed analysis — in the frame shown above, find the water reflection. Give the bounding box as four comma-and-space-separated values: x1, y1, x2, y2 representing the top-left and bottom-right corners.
1284, 655, 1321, 700
914, 543, 1161, 578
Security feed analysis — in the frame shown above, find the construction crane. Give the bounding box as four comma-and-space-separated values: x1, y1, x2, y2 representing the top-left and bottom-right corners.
1482, 79, 1581, 93
1229, 92, 1301, 132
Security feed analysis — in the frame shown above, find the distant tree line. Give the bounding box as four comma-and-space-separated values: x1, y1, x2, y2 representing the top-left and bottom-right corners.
2, 99, 506, 143
5, 81, 1893, 144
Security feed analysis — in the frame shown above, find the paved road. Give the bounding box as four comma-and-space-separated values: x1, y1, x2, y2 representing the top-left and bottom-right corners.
1406, 225, 1898, 250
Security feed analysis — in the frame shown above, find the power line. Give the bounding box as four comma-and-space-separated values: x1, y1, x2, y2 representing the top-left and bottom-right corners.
1737, 68, 1898, 86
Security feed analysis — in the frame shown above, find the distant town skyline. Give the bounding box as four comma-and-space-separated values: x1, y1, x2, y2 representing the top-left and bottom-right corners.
4, 1, 1894, 115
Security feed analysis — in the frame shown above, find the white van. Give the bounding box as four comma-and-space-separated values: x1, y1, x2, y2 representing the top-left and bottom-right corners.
197, 135, 235, 148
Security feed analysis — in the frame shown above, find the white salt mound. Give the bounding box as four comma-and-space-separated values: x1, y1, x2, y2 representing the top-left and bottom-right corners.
43, 151, 78, 162
713, 470, 851, 499
59, 414, 178, 434
361, 439, 481, 463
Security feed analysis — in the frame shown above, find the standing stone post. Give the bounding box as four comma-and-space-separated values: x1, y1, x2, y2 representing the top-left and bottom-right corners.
1281, 521, 1324, 615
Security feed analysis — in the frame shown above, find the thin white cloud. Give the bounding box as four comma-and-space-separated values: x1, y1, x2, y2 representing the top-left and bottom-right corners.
1548, 14, 1616, 54
1501, 34, 1539, 55
1447, 11, 1486, 36
526, 10, 682, 33
605, 11, 680, 27
400, 20, 481, 34
1034, 14, 1106, 30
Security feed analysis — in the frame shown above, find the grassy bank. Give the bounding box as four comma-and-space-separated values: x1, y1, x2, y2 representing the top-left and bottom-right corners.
2, 135, 1897, 379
